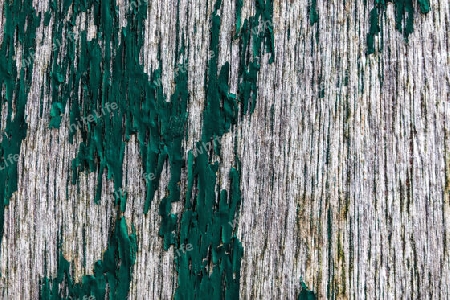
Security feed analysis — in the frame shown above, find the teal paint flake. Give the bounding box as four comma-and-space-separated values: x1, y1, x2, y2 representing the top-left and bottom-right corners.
236, 0, 275, 116
367, 7, 381, 55
0, 0, 40, 252
367, 0, 431, 54
49, 102, 64, 128
309, 0, 319, 26
417, 0, 430, 13
38, 0, 187, 296
40, 0, 273, 230
235, 0, 244, 35
0, 0, 318, 297
298, 279, 316, 299
40, 217, 137, 299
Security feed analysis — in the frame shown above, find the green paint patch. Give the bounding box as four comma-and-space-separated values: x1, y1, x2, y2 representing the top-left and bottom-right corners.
40, 217, 137, 299
235, 0, 275, 115
367, 8, 381, 55
49, 102, 64, 128
235, 0, 243, 35
167, 0, 276, 296
23, 0, 311, 297
0, 0, 40, 252
309, 0, 319, 26
298, 279, 316, 299
367, 0, 431, 54
175, 152, 243, 299
42, 0, 185, 214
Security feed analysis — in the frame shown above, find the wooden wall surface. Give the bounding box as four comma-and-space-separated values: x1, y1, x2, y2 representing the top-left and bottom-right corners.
0, 0, 449, 298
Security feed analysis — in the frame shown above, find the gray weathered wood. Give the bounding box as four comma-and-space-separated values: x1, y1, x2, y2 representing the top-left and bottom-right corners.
0, 0, 449, 298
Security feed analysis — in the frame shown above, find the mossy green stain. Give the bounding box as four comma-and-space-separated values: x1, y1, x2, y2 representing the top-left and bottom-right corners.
40, 217, 137, 299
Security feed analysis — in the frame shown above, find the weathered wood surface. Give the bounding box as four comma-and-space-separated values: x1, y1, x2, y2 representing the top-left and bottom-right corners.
0, 0, 449, 299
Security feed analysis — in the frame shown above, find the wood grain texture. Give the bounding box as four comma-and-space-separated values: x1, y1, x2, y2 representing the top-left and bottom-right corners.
0, 0, 449, 299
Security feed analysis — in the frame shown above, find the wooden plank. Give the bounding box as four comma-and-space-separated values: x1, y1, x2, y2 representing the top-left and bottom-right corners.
0, 0, 448, 298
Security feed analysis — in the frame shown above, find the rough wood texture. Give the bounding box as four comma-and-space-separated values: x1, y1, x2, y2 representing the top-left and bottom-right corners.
0, 0, 449, 299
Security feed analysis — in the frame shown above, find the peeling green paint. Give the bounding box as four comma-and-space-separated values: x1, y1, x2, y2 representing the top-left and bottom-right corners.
367, 0, 431, 54
309, 0, 319, 26
175, 152, 243, 299
0, 0, 40, 253
0, 0, 316, 297
35, 0, 274, 295
40, 217, 137, 299
367, 7, 381, 55
235, 0, 243, 35
298, 279, 316, 299
171, 0, 277, 297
